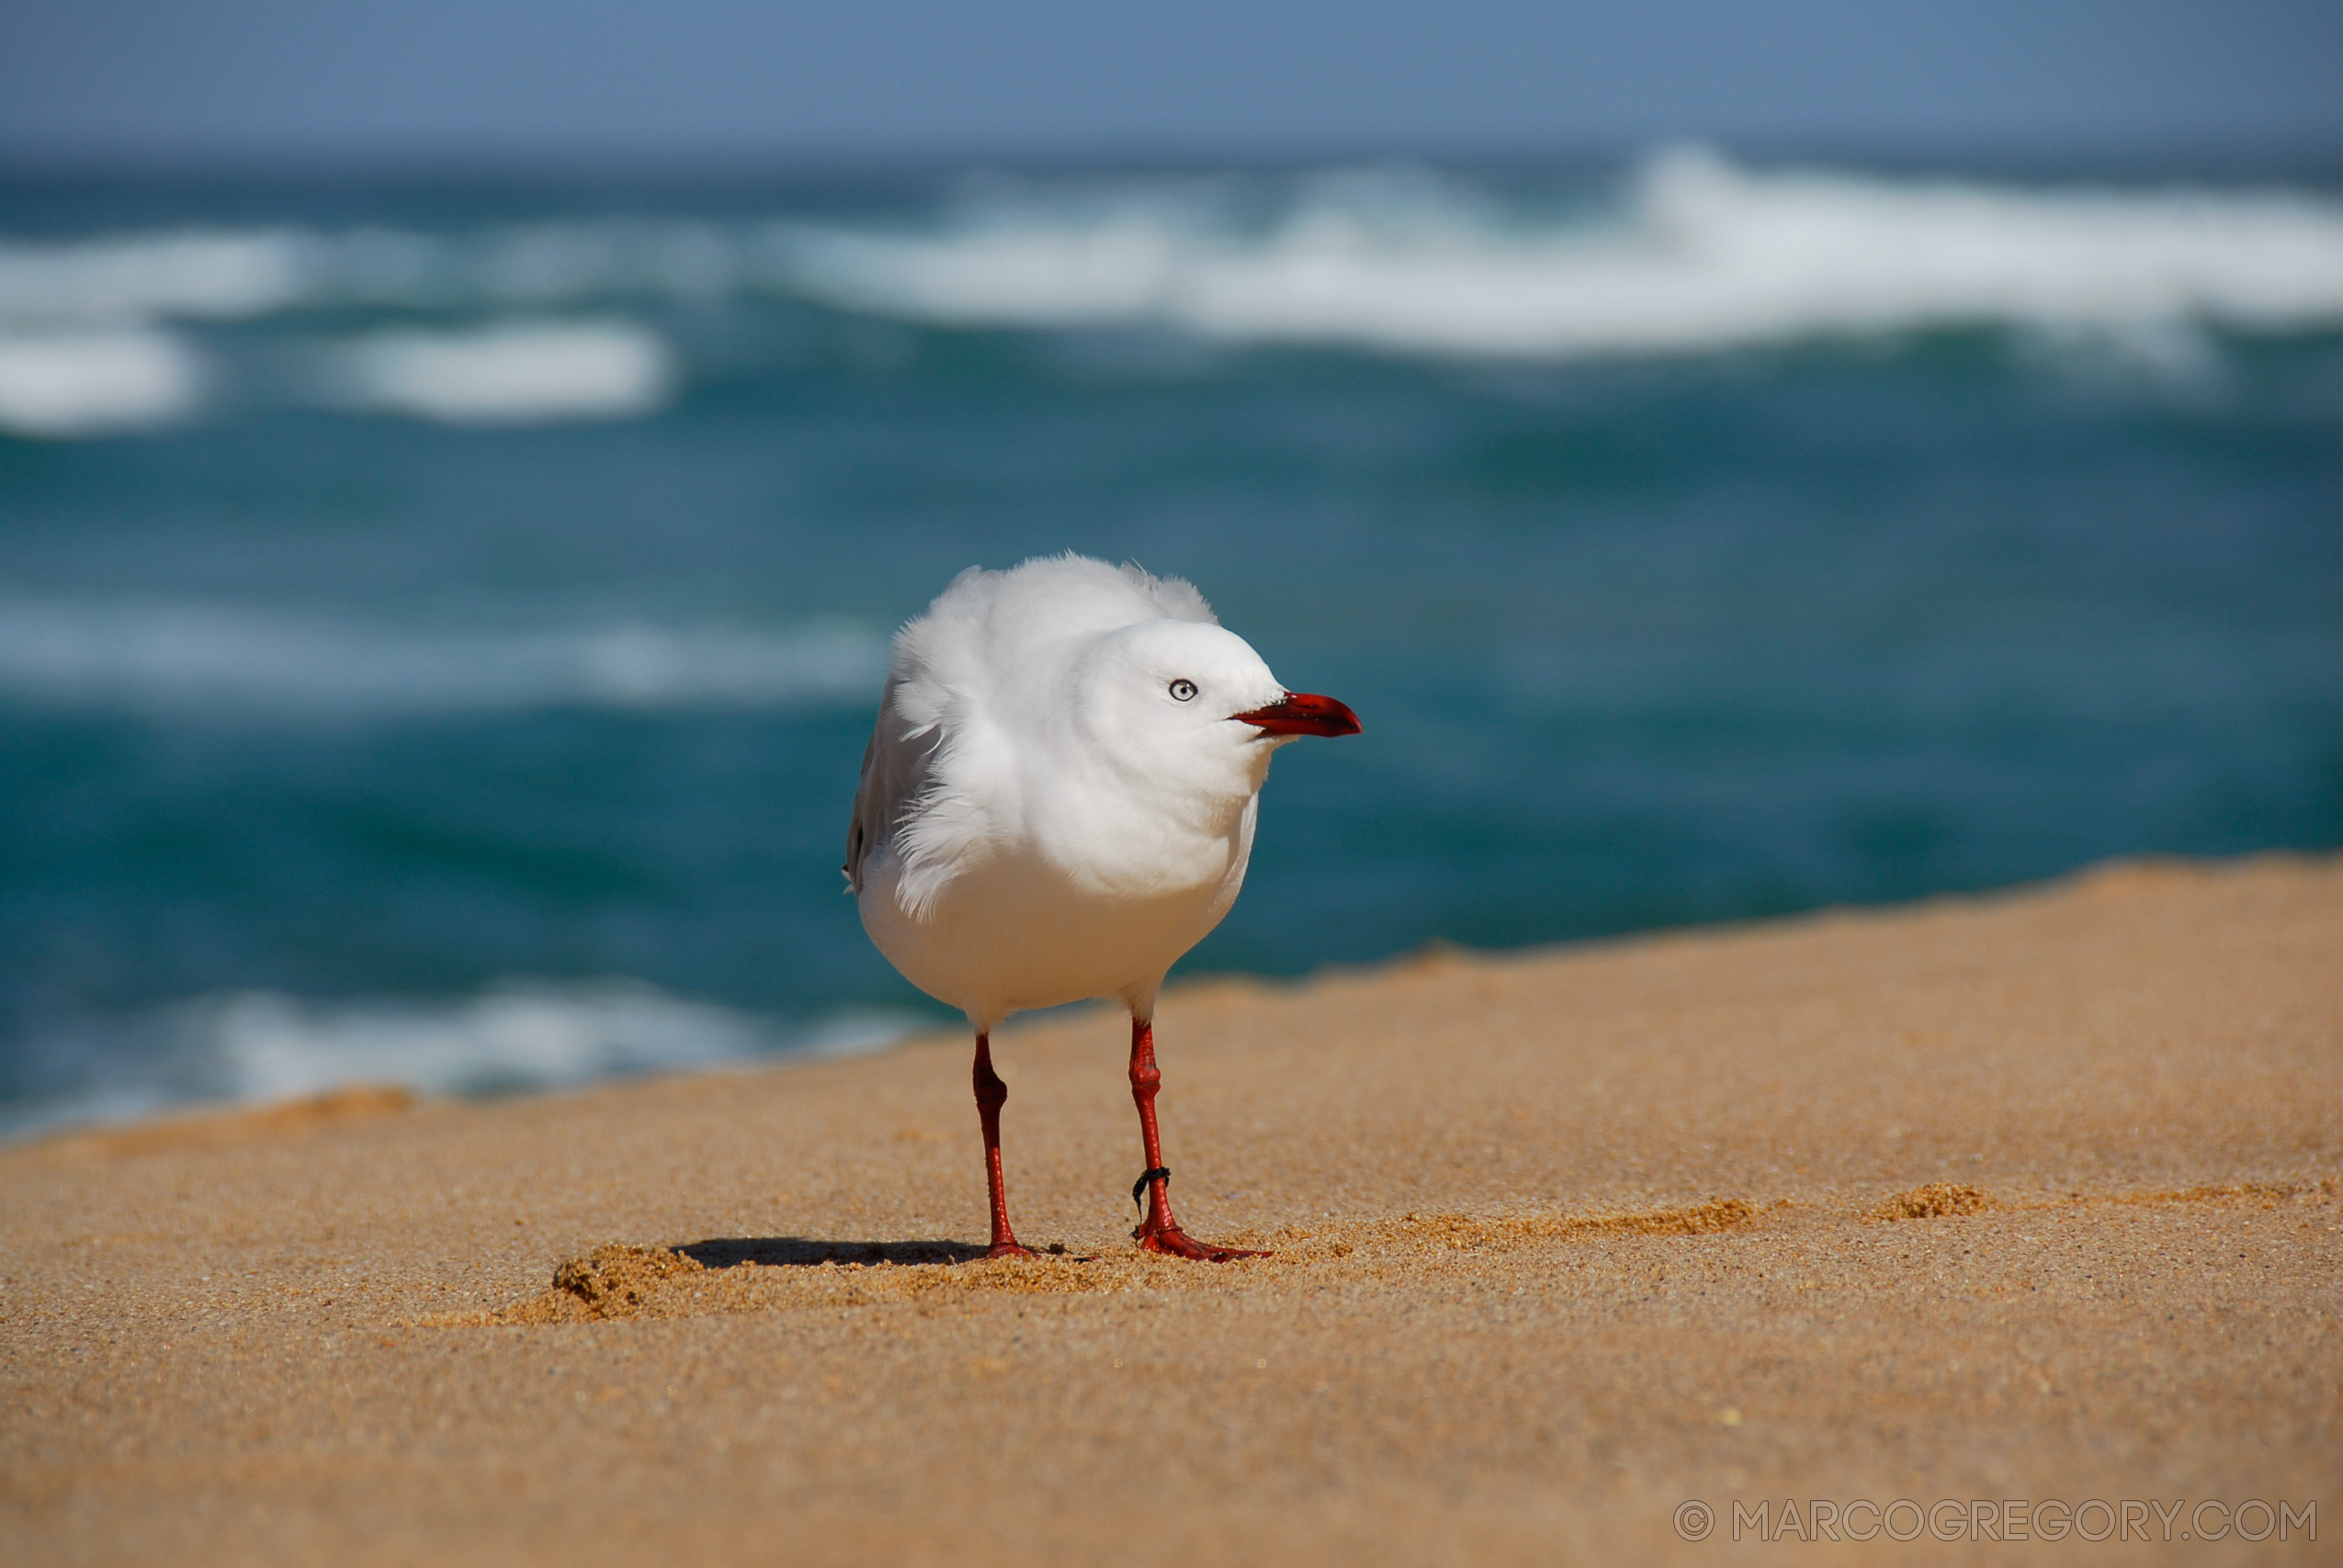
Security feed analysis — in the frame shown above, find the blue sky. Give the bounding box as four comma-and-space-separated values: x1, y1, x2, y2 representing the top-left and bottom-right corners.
3, 0, 2339, 165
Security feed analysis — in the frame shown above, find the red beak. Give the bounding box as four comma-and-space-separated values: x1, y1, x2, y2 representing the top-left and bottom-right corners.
1232, 691, 1362, 738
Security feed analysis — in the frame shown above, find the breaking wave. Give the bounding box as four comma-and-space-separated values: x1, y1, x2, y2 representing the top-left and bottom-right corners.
0, 602, 889, 716
0, 228, 311, 324
781, 150, 2343, 356
334, 319, 678, 424
0, 220, 733, 324
2, 150, 2340, 434
0, 327, 205, 436
0, 981, 934, 1137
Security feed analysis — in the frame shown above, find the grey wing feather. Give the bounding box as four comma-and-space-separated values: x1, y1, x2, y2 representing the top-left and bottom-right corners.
843, 674, 936, 894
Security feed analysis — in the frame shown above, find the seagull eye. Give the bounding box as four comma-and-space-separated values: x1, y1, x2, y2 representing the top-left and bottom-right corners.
1168, 679, 1198, 702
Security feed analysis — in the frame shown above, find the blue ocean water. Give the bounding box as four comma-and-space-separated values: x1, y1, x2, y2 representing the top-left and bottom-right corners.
3, 151, 2339, 1133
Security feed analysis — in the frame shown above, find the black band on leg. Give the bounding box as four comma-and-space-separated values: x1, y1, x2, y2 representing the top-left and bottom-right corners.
1131, 1167, 1171, 1207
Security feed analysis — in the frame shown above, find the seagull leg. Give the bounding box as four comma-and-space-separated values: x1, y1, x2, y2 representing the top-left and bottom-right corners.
972, 1032, 1038, 1259
1127, 1017, 1268, 1261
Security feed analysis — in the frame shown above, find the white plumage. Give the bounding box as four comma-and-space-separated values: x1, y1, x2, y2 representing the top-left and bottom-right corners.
852, 556, 1283, 1029
845, 553, 1358, 1260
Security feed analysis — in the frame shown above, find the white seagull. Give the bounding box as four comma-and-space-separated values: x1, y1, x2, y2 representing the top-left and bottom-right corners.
846, 555, 1360, 1260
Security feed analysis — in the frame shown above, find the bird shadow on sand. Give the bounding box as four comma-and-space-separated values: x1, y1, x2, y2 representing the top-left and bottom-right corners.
679, 1237, 993, 1269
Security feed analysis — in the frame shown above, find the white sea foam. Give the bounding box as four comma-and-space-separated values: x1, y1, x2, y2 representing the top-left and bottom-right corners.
0, 327, 205, 437
777, 150, 2343, 357
200, 982, 775, 1100
188, 982, 925, 1101
2, 154, 2338, 382
335, 319, 679, 423
0, 983, 934, 1136
0, 222, 731, 325
0, 229, 312, 325
0, 602, 888, 716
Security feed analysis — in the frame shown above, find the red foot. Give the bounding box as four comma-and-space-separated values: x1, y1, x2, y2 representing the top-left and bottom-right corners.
1134, 1220, 1269, 1262
983, 1240, 1043, 1260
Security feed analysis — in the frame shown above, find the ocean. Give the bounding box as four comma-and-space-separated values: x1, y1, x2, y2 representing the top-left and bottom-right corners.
3, 148, 2339, 1134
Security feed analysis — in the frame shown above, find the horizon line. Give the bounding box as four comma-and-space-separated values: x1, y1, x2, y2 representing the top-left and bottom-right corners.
6, 131, 2343, 189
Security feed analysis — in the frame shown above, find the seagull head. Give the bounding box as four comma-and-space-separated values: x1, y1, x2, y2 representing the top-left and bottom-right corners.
1072, 619, 1360, 804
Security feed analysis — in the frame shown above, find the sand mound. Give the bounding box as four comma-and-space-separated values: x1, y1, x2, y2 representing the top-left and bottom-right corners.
475, 1244, 707, 1324
555, 1244, 705, 1316
1869, 1182, 1993, 1221
14, 1084, 415, 1165
2100, 1179, 2337, 1208
1332, 1198, 1761, 1252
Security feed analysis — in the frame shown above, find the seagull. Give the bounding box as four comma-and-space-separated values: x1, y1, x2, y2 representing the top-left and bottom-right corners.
845, 555, 1359, 1260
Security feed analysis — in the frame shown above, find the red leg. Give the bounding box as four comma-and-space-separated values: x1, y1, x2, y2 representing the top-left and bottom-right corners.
972, 1032, 1037, 1259
1128, 1017, 1267, 1261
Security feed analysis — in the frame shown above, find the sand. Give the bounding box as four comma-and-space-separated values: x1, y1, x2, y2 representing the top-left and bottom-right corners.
4, 855, 2337, 1564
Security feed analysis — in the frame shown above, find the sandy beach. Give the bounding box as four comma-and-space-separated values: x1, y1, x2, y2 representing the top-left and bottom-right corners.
4, 853, 2337, 1564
